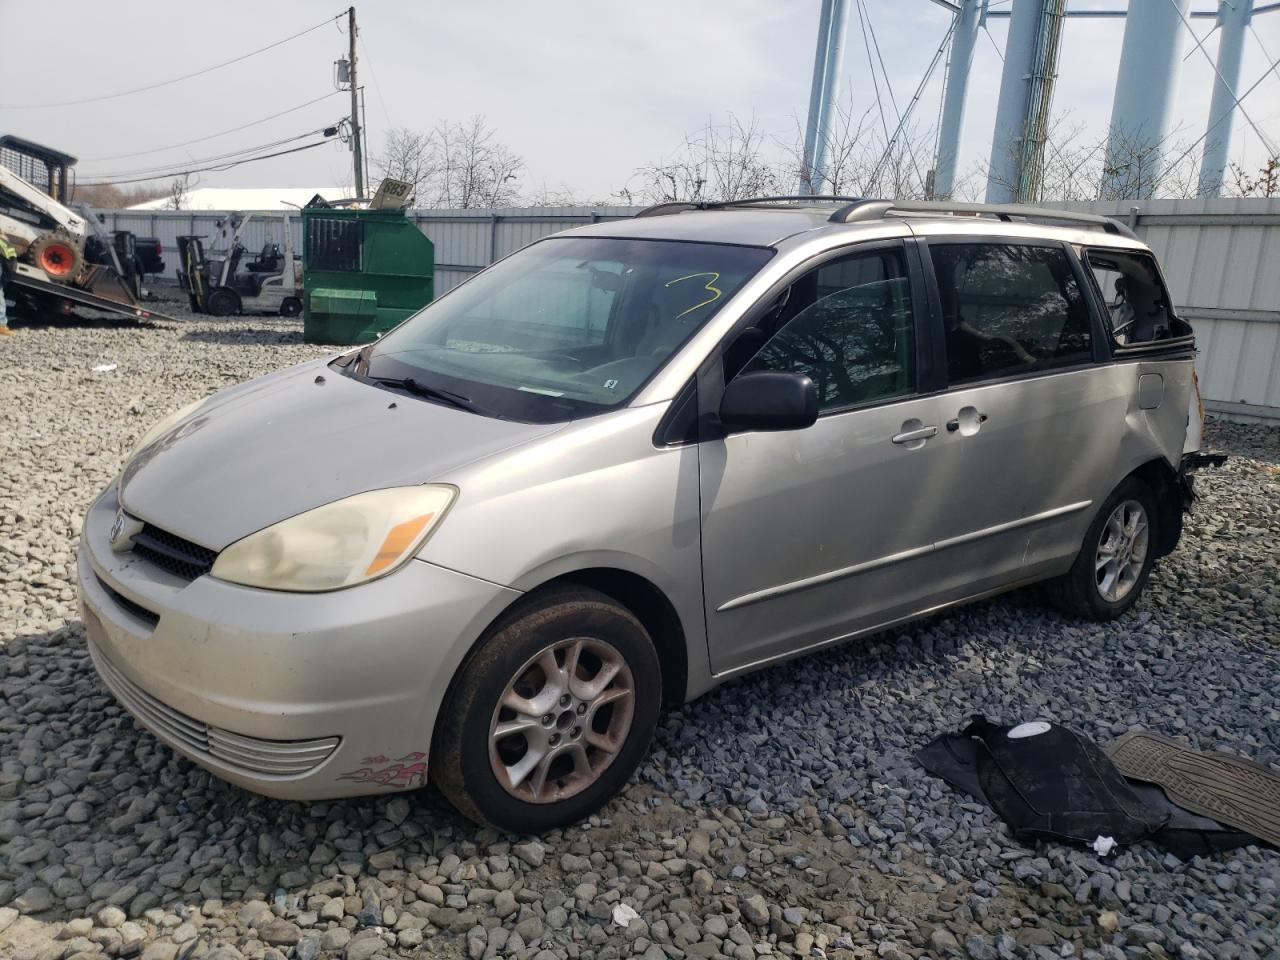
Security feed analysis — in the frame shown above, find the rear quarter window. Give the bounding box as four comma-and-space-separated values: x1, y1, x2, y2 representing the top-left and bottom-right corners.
1083, 248, 1191, 347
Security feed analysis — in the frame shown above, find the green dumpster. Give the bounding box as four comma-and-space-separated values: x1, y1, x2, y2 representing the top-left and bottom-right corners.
301, 207, 435, 345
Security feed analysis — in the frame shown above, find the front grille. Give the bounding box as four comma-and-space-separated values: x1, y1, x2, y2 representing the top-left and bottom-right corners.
89, 641, 340, 778
97, 575, 160, 627
132, 524, 217, 581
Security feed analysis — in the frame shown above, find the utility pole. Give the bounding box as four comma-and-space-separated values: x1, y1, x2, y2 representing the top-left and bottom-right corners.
1102, 0, 1191, 199
348, 5, 365, 199
985, 0, 1065, 203
1198, 0, 1252, 198
799, 0, 851, 195
934, 0, 985, 199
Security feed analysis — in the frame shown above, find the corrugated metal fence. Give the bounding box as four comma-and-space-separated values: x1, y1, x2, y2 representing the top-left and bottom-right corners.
97, 198, 1280, 421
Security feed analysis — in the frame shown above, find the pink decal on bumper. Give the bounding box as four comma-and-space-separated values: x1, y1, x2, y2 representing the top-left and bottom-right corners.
337, 752, 428, 789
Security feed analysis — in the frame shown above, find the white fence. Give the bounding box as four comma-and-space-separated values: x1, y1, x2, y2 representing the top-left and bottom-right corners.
96, 198, 1280, 421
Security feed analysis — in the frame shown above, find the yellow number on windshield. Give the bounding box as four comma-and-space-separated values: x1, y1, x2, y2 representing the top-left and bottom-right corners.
665, 272, 722, 319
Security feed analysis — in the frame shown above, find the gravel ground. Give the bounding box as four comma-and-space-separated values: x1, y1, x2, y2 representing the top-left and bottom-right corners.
1, 305, 1278, 960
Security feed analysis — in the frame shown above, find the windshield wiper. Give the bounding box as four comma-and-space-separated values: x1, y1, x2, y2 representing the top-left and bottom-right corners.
369, 376, 488, 415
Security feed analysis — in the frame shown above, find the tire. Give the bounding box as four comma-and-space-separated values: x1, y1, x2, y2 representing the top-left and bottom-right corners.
433, 587, 662, 832
206, 288, 239, 317
28, 233, 82, 280
279, 297, 302, 317
1043, 476, 1158, 621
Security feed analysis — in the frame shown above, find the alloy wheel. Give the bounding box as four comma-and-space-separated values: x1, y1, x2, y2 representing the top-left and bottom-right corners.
488, 636, 635, 804
1095, 499, 1149, 603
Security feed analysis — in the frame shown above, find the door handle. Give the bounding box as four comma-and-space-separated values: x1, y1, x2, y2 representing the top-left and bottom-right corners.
891, 425, 938, 445
946, 410, 988, 433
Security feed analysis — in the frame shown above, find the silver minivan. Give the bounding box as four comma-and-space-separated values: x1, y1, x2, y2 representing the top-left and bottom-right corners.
79, 198, 1206, 831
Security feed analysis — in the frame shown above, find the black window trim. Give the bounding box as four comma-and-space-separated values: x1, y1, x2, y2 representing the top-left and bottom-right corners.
687, 237, 936, 442
916, 234, 1106, 391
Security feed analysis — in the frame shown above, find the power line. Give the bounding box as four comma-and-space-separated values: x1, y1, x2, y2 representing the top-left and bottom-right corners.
871, 16, 957, 187
0, 13, 344, 109
858, 0, 930, 189
854, 0, 891, 142
1250, 23, 1280, 86
1165, 46, 1280, 175
359, 35, 394, 128
983, 23, 1005, 64
77, 138, 339, 186
84, 92, 342, 162
1165, 0, 1278, 155
79, 124, 342, 180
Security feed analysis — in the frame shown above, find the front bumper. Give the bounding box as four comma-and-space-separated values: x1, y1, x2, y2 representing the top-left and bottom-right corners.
78, 485, 519, 800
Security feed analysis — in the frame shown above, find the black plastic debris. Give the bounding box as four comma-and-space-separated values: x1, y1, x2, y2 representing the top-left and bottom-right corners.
917, 716, 1166, 848
917, 716, 1263, 858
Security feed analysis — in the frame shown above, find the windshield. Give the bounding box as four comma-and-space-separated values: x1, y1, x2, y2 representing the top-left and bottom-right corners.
358, 236, 772, 422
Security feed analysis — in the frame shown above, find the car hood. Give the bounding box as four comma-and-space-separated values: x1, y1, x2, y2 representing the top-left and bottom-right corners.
119, 359, 561, 550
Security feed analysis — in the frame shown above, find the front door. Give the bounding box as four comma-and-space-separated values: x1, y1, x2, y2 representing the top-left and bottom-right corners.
699, 242, 972, 675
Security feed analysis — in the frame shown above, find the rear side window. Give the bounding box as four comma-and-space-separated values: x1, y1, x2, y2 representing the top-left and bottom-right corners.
929, 243, 1092, 384
739, 248, 915, 412
1084, 249, 1180, 345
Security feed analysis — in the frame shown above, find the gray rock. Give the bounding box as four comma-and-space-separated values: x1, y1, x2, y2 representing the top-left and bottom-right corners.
931, 928, 960, 954
513, 841, 546, 869
385, 798, 410, 826
345, 935, 386, 960
260, 919, 301, 946
14, 886, 54, 913
740, 895, 769, 926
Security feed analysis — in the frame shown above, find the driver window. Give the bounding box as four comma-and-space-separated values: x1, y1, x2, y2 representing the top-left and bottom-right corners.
738, 248, 916, 412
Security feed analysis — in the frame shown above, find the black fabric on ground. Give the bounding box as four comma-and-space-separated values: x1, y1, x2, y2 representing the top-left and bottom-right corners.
918, 726, 1261, 858
917, 716, 1167, 847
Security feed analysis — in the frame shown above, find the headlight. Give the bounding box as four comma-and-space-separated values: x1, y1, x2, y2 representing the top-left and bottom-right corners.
127, 398, 206, 464
210, 485, 457, 592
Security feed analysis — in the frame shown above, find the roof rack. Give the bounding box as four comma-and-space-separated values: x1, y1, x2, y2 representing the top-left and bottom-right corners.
633, 195, 866, 218
827, 198, 1137, 239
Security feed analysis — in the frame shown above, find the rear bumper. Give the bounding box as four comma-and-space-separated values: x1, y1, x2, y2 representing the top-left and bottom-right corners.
78, 485, 519, 800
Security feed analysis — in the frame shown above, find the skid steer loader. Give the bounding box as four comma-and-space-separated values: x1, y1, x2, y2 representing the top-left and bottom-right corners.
0, 135, 165, 321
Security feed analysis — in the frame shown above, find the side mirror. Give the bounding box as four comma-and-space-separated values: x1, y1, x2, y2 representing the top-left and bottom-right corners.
719, 371, 818, 433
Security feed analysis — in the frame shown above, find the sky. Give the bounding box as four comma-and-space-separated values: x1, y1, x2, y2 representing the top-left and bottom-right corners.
1, 0, 1278, 202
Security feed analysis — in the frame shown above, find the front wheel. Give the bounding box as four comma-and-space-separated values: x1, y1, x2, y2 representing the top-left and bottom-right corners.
1043, 477, 1158, 620
433, 587, 662, 831
206, 288, 239, 317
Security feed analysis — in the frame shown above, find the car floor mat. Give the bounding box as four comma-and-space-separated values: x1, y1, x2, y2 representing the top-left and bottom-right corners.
1125, 781, 1259, 859
1107, 730, 1280, 848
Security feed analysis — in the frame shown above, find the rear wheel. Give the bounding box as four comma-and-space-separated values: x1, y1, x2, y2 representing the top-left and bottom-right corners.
1044, 477, 1157, 620
206, 288, 239, 317
433, 587, 661, 831
29, 234, 82, 280
279, 297, 302, 317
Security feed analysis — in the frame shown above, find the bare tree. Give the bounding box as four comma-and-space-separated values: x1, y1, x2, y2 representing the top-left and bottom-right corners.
778, 94, 938, 200
72, 183, 168, 209
431, 116, 523, 208
372, 126, 437, 203
1227, 156, 1280, 198
523, 182, 591, 206
166, 174, 192, 211
978, 115, 1203, 202
621, 113, 783, 204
